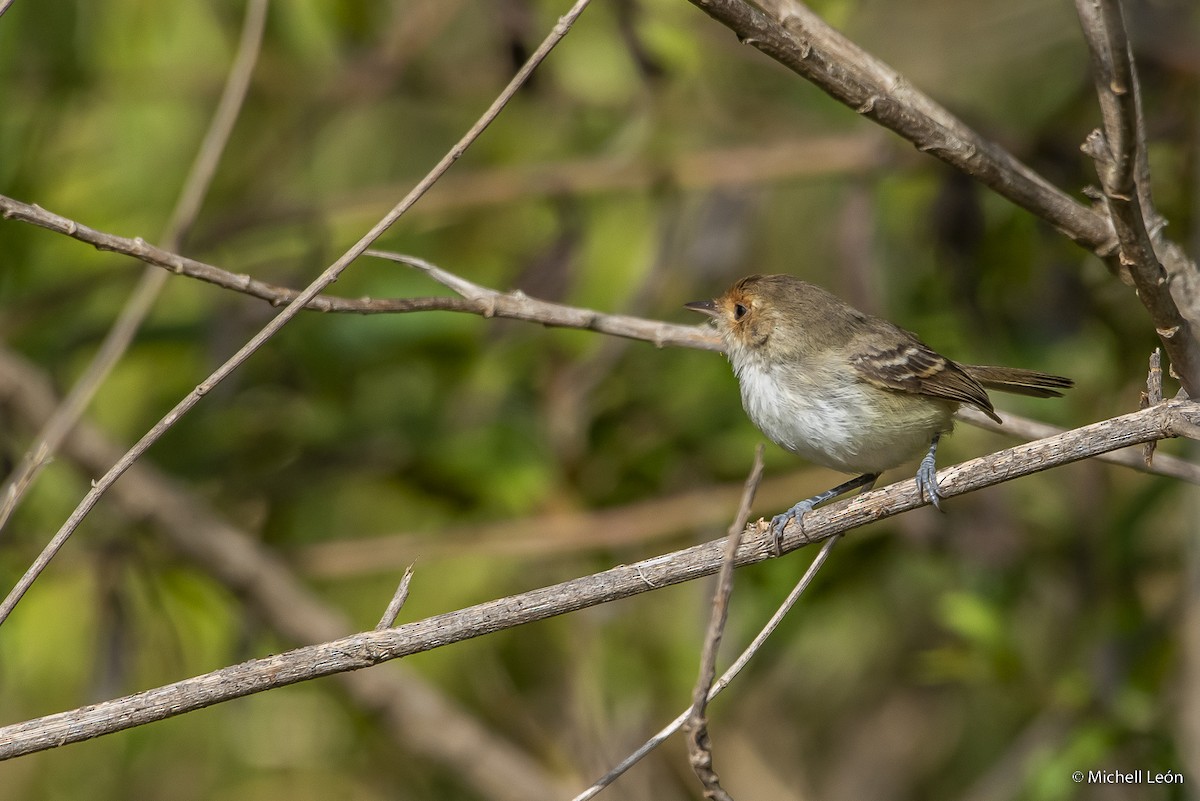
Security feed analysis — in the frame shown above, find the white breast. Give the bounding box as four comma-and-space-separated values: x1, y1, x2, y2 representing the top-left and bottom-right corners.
734, 357, 949, 475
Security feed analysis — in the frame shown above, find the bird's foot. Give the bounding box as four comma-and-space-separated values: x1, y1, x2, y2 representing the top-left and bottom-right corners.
770, 499, 818, 557
916, 434, 944, 511
769, 472, 879, 557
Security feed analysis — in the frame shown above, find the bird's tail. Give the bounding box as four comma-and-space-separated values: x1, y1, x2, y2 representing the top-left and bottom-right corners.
964, 365, 1074, 398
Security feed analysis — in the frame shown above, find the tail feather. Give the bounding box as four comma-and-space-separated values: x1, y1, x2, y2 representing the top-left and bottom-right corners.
965, 365, 1074, 399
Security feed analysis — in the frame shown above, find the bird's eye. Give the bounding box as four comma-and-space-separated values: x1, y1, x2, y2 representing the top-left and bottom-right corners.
733, 303, 748, 321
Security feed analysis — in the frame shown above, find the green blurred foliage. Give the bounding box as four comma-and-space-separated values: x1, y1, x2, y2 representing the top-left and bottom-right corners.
1, 0, 1197, 799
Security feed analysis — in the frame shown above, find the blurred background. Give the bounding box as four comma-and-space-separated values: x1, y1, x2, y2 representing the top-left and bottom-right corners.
1, 0, 1197, 799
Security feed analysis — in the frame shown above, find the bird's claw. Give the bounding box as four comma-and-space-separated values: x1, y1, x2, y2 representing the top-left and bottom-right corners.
770, 499, 817, 556
768, 473, 879, 557
916, 439, 943, 511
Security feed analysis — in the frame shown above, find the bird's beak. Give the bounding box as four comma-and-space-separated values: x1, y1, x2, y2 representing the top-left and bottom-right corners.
684, 299, 718, 318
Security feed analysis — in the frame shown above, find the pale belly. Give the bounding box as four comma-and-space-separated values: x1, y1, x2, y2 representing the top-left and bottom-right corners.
736, 360, 954, 475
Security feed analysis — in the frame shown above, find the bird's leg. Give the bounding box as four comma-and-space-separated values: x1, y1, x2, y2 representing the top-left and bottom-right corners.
770, 472, 878, 556
916, 433, 943, 510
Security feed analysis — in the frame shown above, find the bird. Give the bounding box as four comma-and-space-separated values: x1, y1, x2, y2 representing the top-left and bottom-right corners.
686, 274, 1073, 553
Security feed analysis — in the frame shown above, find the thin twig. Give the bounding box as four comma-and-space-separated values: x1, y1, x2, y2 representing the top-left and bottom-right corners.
0, 0, 270, 537
574, 532, 840, 801
1142, 348, 1163, 466
0, 0, 595, 629
0, 197, 719, 349
367, 250, 720, 349
376, 564, 416, 630
1, 399, 1194, 760
685, 445, 764, 801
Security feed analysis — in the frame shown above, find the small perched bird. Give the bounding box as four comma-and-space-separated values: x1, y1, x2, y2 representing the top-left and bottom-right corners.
686, 274, 1072, 553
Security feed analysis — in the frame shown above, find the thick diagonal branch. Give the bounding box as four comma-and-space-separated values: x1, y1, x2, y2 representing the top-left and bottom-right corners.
0, 398, 1194, 761
688, 0, 1115, 253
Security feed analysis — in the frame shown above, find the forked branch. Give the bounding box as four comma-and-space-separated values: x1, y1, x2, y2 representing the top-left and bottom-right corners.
1073, 0, 1200, 395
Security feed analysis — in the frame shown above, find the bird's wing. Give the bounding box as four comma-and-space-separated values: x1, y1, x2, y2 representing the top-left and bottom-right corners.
848, 334, 1001, 423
